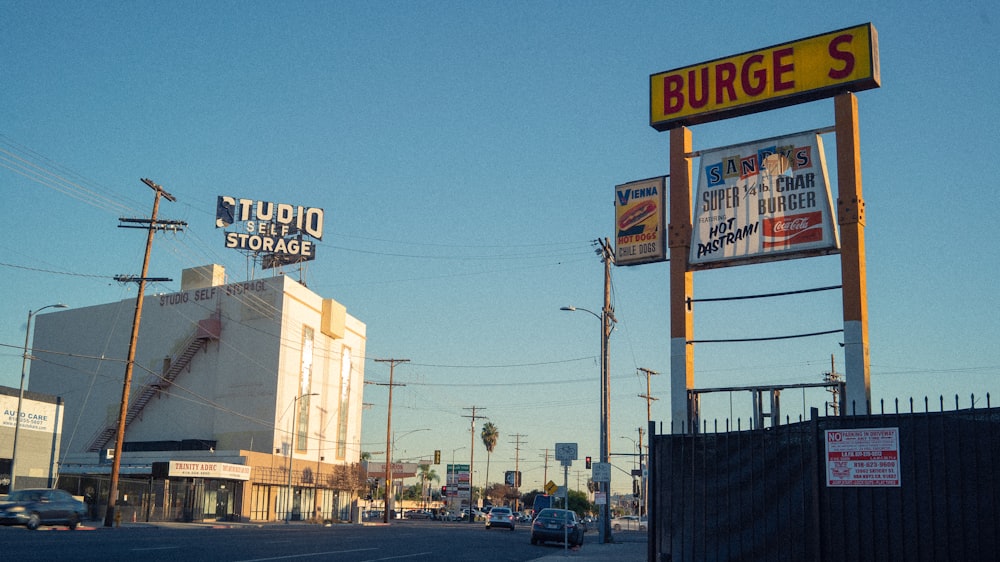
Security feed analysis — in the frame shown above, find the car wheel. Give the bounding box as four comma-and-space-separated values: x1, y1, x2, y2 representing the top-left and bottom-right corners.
27, 513, 42, 530
68, 514, 80, 530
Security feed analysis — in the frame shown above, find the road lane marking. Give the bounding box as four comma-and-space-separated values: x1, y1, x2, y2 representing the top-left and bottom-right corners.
236, 548, 377, 561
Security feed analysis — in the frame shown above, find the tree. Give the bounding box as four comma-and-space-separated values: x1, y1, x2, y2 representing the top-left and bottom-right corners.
480, 422, 499, 504
417, 464, 439, 509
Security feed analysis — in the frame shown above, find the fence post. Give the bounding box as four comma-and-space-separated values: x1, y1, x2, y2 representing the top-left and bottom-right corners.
810, 407, 823, 562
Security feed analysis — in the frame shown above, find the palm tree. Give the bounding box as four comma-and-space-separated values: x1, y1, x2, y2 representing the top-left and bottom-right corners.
417, 464, 439, 509
480, 422, 499, 505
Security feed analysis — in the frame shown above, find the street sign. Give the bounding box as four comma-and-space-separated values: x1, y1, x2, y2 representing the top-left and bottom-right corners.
554, 442, 578, 462
544, 480, 558, 495
592, 461, 611, 482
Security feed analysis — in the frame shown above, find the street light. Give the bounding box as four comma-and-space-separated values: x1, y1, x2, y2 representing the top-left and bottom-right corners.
621, 434, 645, 517
10, 303, 68, 492
392, 428, 430, 457
382, 427, 429, 519
449, 446, 466, 513
285, 392, 319, 523
391, 428, 429, 513
561, 303, 616, 544
621, 435, 639, 470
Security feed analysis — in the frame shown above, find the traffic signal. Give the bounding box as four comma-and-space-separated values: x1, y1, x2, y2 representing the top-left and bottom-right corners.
434, 449, 441, 464
585, 456, 592, 469
441, 485, 447, 497
633, 478, 640, 497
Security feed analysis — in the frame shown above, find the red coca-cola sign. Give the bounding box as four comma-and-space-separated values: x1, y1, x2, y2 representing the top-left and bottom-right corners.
762, 211, 824, 248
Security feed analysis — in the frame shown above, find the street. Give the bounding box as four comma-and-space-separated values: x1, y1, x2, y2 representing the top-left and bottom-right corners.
0, 519, 609, 562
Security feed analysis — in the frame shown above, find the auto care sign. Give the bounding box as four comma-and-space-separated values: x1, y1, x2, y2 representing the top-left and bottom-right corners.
826, 428, 900, 487
689, 131, 838, 268
615, 176, 666, 266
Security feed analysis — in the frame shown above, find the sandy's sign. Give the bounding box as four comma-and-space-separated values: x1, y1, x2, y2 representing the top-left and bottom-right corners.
690, 131, 838, 269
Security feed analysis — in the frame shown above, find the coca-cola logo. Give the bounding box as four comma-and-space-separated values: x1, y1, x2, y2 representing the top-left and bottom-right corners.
762, 211, 824, 248
771, 217, 813, 233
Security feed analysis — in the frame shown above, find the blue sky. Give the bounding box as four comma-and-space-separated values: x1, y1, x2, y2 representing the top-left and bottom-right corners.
3, 2, 998, 492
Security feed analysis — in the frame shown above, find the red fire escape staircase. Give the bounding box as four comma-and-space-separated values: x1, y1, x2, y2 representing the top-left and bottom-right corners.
86, 315, 221, 453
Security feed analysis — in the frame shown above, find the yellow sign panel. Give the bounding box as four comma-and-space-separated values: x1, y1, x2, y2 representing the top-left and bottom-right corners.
545, 480, 558, 495
615, 176, 667, 266
650, 23, 879, 130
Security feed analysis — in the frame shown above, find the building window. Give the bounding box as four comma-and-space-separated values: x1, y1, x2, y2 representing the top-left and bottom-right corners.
297, 326, 314, 453
336, 346, 352, 459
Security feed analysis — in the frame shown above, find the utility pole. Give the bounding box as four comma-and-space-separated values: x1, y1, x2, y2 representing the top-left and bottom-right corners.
636, 426, 646, 517
597, 237, 615, 544
542, 448, 550, 489
825, 354, 842, 415
637, 364, 657, 516
372, 358, 408, 523
509, 433, 527, 512
105, 178, 184, 528
637, 367, 659, 428
463, 406, 486, 523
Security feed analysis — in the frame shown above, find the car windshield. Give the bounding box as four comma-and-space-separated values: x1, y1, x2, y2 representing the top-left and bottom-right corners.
492, 508, 510, 514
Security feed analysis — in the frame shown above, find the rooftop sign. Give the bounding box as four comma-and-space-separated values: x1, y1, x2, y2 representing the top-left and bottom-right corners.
215, 196, 324, 269
650, 23, 879, 130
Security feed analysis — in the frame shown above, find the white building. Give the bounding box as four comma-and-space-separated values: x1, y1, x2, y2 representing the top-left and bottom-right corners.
26, 265, 367, 522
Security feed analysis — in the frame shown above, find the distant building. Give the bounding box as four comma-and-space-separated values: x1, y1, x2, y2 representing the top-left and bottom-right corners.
0, 386, 64, 493
25, 265, 367, 522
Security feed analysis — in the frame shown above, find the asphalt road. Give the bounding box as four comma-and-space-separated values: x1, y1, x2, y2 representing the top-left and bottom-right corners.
0, 518, 646, 562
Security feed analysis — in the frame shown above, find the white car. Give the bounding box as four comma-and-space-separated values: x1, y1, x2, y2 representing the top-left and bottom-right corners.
484, 506, 515, 530
610, 515, 647, 531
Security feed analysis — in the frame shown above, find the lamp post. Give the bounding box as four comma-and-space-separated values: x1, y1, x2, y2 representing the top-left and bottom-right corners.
10, 303, 68, 492
621, 433, 644, 516
561, 301, 616, 544
390, 428, 429, 515
449, 446, 465, 514
285, 392, 318, 523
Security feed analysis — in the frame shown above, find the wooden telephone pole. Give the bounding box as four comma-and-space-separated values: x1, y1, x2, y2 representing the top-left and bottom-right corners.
372, 358, 408, 523
105, 178, 184, 527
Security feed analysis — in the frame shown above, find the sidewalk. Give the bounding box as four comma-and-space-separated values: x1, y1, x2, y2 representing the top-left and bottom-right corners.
531, 539, 647, 561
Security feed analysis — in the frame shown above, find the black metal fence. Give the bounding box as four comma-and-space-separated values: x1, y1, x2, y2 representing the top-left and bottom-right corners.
649, 395, 1000, 562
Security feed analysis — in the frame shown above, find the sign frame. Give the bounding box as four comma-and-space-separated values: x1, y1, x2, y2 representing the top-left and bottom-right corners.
650, 23, 880, 130
689, 130, 839, 269
615, 176, 667, 266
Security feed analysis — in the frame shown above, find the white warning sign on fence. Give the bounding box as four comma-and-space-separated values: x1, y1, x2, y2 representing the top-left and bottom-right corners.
825, 427, 901, 487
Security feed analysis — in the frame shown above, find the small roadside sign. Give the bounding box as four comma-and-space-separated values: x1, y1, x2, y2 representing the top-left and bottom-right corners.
544, 480, 558, 495
592, 461, 611, 482
825, 427, 900, 487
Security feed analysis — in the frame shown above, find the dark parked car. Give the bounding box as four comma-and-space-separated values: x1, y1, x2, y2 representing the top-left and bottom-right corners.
403, 509, 433, 519
0, 488, 87, 530
484, 506, 515, 530
530, 508, 584, 547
